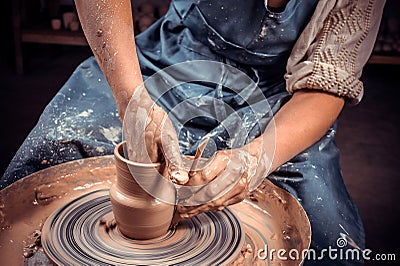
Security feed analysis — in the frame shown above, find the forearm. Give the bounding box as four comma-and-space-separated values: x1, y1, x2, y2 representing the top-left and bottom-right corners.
252, 90, 345, 173
75, 0, 143, 119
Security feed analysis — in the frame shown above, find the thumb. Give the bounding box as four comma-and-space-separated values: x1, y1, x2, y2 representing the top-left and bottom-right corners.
158, 109, 189, 185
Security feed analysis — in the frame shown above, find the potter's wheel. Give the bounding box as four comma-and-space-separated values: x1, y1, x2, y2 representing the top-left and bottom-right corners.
42, 189, 243, 265
0, 156, 311, 265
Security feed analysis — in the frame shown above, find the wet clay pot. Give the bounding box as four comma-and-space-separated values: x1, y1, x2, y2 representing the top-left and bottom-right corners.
110, 141, 175, 239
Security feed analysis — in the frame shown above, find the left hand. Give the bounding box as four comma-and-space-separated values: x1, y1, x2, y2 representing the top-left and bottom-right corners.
173, 137, 271, 222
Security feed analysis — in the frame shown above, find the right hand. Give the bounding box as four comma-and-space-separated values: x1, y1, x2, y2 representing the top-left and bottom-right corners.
123, 85, 189, 184
174, 137, 271, 221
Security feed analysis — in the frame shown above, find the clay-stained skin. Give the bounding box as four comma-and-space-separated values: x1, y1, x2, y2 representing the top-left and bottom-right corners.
124, 85, 275, 217
123, 85, 189, 184
75, 0, 144, 121
175, 133, 273, 219
75, 0, 126, 78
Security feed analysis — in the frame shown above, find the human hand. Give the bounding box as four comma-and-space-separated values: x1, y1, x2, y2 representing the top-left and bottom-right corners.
123, 85, 189, 184
173, 137, 271, 223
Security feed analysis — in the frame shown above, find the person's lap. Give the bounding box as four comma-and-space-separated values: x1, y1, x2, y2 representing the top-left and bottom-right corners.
1, 57, 122, 188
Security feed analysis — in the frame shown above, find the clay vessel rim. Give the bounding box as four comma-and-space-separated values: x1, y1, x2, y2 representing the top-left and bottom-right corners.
115, 141, 160, 168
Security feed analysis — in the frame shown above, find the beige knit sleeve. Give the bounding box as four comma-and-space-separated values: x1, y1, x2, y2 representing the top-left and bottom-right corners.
285, 0, 386, 104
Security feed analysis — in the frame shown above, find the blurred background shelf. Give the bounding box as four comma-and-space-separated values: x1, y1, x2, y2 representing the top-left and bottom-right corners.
12, 0, 400, 75
12, 0, 170, 74
368, 54, 400, 65
12, 0, 88, 74
21, 27, 87, 46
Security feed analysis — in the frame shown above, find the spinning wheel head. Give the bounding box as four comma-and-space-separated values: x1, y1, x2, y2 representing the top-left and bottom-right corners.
42, 190, 244, 265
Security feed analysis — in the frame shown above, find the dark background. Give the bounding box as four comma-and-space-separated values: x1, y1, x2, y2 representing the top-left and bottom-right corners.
1, 0, 399, 265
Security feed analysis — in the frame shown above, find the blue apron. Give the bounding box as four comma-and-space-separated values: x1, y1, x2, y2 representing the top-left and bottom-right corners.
2, 1, 365, 264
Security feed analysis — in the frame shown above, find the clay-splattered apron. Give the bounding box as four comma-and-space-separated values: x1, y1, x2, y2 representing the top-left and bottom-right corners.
2, 1, 365, 264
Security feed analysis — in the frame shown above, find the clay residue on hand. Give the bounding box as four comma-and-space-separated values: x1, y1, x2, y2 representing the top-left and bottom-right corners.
123, 86, 189, 184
